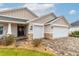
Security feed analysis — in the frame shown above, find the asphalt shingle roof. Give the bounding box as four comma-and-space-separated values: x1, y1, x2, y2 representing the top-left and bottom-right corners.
71, 20, 79, 27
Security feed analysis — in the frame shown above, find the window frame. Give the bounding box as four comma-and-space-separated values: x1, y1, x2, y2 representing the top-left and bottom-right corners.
0, 25, 3, 35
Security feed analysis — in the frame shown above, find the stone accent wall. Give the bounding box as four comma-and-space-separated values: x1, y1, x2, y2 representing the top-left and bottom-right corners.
28, 33, 33, 40
44, 33, 53, 40
28, 33, 53, 40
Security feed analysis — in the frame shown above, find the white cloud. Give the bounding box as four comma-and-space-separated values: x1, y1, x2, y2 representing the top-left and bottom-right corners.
0, 8, 10, 11
0, 4, 10, 12
23, 4, 55, 16
69, 10, 77, 15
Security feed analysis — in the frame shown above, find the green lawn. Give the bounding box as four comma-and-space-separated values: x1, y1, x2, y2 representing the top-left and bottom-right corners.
0, 48, 55, 56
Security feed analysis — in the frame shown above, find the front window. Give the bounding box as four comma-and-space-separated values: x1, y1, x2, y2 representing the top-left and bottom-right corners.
0, 26, 3, 35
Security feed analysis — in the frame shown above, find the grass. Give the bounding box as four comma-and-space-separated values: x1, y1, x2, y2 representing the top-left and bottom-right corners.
0, 48, 55, 56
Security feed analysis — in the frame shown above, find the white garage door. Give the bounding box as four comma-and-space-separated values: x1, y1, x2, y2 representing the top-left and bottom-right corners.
33, 25, 44, 39
52, 26, 68, 39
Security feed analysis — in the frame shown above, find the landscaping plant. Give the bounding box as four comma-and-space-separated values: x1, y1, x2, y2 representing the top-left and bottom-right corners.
69, 31, 79, 38
1, 35, 16, 46
32, 39, 42, 47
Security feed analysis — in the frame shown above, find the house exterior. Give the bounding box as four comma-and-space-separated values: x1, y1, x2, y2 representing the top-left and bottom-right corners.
0, 7, 70, 40
70, 20, 79, 33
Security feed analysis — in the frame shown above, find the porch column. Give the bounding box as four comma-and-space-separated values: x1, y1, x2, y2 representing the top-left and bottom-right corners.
7, 23, 12, 35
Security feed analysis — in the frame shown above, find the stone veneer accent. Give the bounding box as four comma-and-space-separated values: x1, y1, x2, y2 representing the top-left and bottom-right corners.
28, 33, 33, 40
44, 33, 53, 40
28, 33, 53, 40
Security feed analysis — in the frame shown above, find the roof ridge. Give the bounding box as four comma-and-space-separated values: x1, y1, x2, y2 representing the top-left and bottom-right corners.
46, 17, 57, 23
32, 12, 56, 22
46, 16, 64, 23
0, 7, 25, 13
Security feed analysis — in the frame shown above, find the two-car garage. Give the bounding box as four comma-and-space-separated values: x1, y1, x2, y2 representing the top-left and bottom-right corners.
32, 23, 69, 39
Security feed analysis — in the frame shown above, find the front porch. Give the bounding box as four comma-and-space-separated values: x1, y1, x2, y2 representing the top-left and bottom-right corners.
6, 23, 29, 39
0, 15, 29, 39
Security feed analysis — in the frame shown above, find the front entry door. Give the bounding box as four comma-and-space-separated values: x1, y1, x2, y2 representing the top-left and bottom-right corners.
17, 26, 25, 37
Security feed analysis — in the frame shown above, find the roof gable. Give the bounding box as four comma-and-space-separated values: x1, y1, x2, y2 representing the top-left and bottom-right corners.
32, 13, 56, 24
53, 16, 69, 25
0, 8, 38, 20
46, 16, 70, 27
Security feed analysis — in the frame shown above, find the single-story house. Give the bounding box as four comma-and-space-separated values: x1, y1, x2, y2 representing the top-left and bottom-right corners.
70, 20, 79, 33
0, 7, 70, 40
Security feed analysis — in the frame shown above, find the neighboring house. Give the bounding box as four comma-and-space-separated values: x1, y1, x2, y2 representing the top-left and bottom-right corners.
0, 7, 70, 40
70, 20, 79, 32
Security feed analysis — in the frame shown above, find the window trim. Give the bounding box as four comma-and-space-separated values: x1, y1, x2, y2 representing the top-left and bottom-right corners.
0, 25, 3, 35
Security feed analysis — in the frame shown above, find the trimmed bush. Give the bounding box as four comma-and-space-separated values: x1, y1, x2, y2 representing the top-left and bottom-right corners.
32, 39, 42, 47
1, 35, 16, 46
69, 31, 79, 38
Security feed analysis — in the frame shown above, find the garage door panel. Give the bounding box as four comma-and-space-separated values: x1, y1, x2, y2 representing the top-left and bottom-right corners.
53, 27, 68, 38
33, 25, 44, 39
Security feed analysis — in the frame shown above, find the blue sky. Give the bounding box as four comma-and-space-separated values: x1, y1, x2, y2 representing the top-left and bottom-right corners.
54, 3, 79, 23
0, 3, 79, 23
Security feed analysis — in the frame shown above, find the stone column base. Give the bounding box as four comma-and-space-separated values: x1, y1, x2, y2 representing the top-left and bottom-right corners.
28, 33, 53, 40
28, 33, 33, 40
44, 33, 53, 40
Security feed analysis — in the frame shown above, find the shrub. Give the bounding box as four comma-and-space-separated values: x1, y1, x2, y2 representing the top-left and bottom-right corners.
69, 31, 79, 38
32, 39, 42, 47
0, 38, 3, 45
1, 35, 16, 46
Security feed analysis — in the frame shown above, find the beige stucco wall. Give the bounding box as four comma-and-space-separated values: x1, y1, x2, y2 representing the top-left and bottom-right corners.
0, 8, 37, 20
